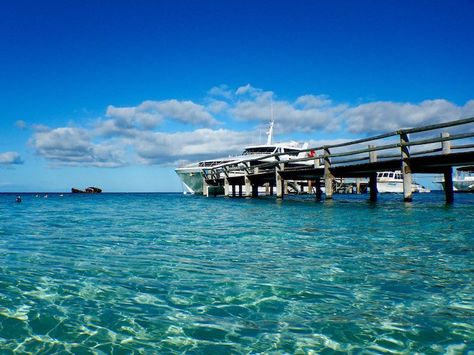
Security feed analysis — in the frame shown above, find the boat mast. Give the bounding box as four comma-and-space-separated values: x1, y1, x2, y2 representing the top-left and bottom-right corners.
266, 98, 274, 145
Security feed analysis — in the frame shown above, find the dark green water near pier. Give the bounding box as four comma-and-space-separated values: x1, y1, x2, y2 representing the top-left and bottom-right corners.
1, 193, 473, 353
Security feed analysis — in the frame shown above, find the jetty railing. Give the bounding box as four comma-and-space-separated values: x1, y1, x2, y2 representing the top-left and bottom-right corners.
203, 116, 474, 202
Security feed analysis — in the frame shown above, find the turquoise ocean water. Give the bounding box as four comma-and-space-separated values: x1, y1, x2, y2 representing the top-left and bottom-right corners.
0, 192, 473, 354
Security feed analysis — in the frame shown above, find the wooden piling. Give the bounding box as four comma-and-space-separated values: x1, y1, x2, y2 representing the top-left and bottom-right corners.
400, 133, 413, 202
276, 163, 284, 199
245, 175, 252, 197
324, 178, 333, 199
224, 178, 230, 197
232, 184, 236, 197
202, 177, 209, 197
315, 177, 322, 201
252, 183, 258, 197
323, 147, 333, 199
369, 173, 377, 202
368, 144, 378, 201
441, 132, 454, 203
444, 167, 454, 203
251, 167, 259, 197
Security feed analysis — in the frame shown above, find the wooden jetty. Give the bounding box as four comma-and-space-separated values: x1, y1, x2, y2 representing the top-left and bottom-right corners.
202, 117, 474, 203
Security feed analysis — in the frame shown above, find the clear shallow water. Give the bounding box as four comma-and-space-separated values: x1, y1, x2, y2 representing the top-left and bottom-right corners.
0, 193, 473, 354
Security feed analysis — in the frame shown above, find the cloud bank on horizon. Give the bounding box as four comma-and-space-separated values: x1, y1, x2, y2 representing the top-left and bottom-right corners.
25, 84, 474, 168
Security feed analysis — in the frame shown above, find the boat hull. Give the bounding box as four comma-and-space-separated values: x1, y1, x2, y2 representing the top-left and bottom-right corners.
175, 168, 204, 194
437, 180, 474, 192
71, 187, 102, 193
376, 171, 430, 193
376, 181, 430, 193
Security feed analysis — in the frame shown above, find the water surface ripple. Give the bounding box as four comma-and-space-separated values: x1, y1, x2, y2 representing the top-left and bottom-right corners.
0, 193, 473, 353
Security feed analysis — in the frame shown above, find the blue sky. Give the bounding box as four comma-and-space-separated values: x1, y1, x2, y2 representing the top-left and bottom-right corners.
1, 0, 474, 192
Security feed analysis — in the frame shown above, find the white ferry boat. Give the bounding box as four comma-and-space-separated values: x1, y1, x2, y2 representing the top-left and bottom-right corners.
435, 166, 474, 192
175, 122, 310, 194
376, 171, 431, 193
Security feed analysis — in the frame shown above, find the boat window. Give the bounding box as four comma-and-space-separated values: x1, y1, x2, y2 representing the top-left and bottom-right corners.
199, 161, 226, 167
243, 147, 276, 155
389, 173, 394, 178
383, 173, 389, 177
283, 148, 301, 155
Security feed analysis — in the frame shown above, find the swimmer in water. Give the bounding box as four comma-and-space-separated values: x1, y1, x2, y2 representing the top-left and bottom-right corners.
16, 196, 22, 203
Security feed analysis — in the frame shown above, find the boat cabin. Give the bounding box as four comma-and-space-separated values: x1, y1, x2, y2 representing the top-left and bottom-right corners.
377, 171, 403, 180
242, 145, 302, 156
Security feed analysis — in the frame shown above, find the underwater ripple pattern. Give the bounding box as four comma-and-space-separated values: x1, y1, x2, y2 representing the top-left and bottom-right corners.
0, 193, 473, 354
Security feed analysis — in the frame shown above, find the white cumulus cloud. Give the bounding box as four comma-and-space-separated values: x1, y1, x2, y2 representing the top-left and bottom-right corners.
343, 99, 474, 133
31, 127, 126, 167
0, 152, 23, 165
106, 99, 219, 130
132, 129, 256, 165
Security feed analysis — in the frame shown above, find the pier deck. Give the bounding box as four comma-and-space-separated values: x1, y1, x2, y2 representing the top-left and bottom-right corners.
203, 116, 474, 203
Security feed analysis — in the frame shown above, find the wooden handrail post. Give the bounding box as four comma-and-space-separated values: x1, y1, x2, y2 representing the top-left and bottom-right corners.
441, 132, 451, 154
324, 147, 333, 199
400, 132, 413, 202
369, 144, 377, 163
314, 154, 320, 168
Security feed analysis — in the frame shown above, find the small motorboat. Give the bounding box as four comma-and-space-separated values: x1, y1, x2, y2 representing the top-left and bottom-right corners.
376, 171, 430, 193
71, 187, 102, 193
